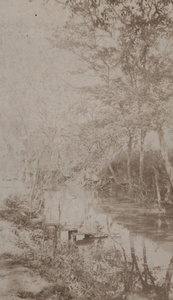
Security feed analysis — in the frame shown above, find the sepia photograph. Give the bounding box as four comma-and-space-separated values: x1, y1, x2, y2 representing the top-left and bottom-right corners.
0, 0, 173, 299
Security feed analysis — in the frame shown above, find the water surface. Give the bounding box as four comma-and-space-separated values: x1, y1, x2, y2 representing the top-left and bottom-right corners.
44, 185, 173, 298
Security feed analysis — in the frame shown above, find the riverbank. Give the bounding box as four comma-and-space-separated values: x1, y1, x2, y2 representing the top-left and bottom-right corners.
81, 150, 173, 210
0, 190, 126, 300
1, 184, 173, 299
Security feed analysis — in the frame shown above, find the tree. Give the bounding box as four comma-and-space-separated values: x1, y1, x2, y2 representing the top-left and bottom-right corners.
58, 0, 173, 191
51, 1, 137, 189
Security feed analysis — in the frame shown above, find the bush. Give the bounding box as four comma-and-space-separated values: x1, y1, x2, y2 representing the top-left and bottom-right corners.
96, 150, 172, 205
0, 194, 31, 226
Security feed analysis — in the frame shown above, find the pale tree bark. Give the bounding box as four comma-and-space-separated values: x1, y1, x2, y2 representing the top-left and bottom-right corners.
129, 233, 144, 288
142, 237, 155, 288
127, 131, 133, 193
139, 129, 147, 185
108, 162, 120, 186
29, 156, 39, 219
108, 162, 120, 197
152, 166, 161, 210
164, 257, 173, 299
158, 127, 173, 188
142, 238, 148, 288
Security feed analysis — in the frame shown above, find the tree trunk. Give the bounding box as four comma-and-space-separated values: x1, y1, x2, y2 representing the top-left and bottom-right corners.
139, 129, 146, 185
142, 238, 148, 289
152, 166, 161, 210
108, 162, 119, 185
53, 226, 58, 262
164, 257, 173, 299
158, 128, 173, 188
165, 181, 172, 203
108, 162, 120, 196
29, 157, 39, 218
129, 233, 144, 287
127, 132, 133, 193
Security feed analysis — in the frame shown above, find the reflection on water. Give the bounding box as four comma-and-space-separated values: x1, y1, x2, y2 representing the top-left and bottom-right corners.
101, 198, 173, 253
44, 185, 173, 299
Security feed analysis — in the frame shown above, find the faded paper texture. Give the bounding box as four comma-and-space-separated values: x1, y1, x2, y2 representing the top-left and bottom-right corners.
1, 1, 173, 299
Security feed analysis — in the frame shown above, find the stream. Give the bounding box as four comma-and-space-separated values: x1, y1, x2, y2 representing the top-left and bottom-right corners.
44, 183, 173, 299
1, 179, 173, 299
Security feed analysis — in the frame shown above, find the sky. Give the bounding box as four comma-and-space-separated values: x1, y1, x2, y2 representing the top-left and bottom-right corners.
0, 0, 98, 111
0, 0, 172, 162
0, 0, 102, 171
0, 0, 72, 106
0, 0, 98, 142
